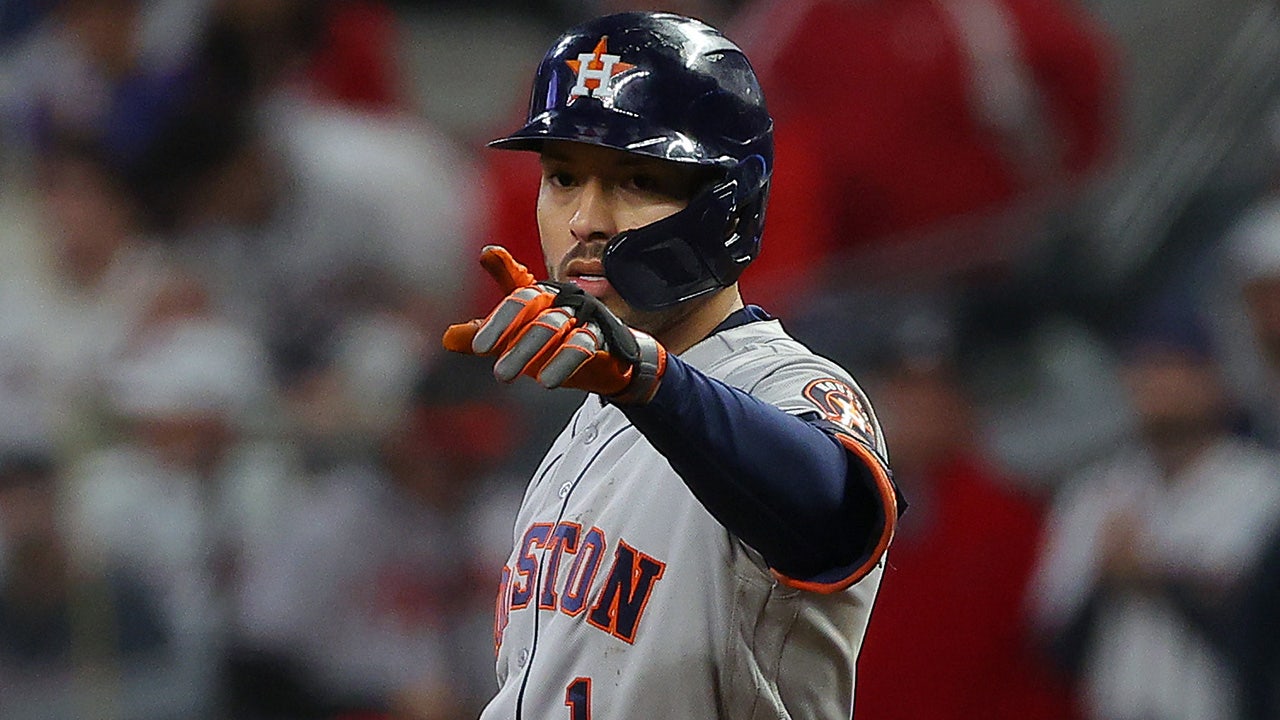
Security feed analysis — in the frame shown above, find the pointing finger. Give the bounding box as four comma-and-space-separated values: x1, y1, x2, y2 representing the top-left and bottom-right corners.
479, 245, 538, 293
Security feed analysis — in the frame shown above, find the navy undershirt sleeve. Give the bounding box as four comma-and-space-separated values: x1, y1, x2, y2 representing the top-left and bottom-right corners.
617, 352, 882, 579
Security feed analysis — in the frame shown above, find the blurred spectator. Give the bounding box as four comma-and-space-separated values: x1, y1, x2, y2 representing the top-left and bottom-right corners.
854, 302, 1078, 720
730, 0, 1117, 290
4, 0, 470, 401
64, 304, 300, 718
1030, 305, 1280, 720
0, 135, 175, 456
139, 88, 473, 465
231, 358, 524, 719
1221, 197, 1280, 447
1218, 185, 1280, 719
4, 6, 488, 715
0, 0, 399, 161
0, 448, 179, 720
116, 6, 480, 414
204, 0, 406, 111
0, 0, 208, 171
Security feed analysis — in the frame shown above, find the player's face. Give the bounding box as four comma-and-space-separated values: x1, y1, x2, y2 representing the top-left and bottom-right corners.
536, 141, 714, 337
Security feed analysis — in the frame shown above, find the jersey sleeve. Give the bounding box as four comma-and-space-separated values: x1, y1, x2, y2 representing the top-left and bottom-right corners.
619, 350, 901, 593
745, 355, 899, 591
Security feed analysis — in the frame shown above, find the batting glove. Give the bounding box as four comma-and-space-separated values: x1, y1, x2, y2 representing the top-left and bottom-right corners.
443, 246, 667, 405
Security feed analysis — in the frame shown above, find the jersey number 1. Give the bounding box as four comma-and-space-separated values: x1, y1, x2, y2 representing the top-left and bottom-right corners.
565, 677, 591, 720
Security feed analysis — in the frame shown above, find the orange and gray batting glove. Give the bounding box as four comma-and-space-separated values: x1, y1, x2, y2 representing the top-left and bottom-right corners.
442, 245, 667, 405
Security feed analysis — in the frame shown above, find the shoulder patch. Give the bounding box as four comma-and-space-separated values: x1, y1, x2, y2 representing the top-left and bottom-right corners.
803, 378, 875, 441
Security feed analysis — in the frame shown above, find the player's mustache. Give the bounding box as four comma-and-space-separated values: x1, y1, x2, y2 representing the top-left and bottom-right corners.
557, 241, 608, 276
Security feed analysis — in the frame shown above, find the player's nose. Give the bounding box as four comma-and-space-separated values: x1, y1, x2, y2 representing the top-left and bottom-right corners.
569, 178, 617, 243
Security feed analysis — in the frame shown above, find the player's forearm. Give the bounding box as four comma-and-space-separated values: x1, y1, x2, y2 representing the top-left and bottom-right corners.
618, 354, 883, 580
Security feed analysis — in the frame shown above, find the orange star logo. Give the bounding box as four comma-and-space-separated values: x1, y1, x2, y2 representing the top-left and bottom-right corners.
565, 36, 634, 103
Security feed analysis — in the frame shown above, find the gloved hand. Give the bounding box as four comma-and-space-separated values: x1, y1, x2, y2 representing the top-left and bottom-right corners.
443, 246, 667, 405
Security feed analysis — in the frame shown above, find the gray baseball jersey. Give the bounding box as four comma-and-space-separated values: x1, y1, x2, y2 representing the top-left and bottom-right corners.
480, 317, 895, 719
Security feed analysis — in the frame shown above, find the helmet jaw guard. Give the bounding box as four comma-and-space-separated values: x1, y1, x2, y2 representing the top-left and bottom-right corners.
489, 12, 773, 311
603, 154, 769, 310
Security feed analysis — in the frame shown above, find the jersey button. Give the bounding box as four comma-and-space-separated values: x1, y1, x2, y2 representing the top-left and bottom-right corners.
517, 648, 530, 668
558, 481, 573, 498
582, 425, 598, 443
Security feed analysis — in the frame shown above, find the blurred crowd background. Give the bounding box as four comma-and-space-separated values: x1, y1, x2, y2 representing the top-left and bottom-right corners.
1, 0, 1279, 719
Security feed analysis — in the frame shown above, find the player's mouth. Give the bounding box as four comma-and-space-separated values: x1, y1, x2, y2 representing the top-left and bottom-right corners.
563, 259, 613, 298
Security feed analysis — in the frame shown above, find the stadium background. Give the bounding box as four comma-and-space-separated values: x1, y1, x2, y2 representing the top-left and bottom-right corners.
1, 1, 1278, 718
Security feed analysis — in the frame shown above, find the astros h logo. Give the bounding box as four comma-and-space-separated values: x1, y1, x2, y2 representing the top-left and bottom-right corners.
566, 37, 635, 104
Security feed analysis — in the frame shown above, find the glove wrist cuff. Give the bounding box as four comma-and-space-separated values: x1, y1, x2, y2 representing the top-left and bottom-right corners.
610, 331, 667, 405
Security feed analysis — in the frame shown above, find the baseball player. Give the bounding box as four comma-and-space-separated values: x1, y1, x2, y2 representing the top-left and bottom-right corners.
443, 12, 903, 719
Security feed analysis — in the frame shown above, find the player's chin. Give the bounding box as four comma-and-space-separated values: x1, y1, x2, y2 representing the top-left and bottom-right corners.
618, 300, 696, 338
599, 294, 637, 321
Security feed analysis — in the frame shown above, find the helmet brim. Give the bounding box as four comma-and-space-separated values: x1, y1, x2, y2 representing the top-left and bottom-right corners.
488, 106, 735, 167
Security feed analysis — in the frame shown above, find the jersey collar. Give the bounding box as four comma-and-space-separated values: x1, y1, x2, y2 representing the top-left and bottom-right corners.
709, 305, 772, 336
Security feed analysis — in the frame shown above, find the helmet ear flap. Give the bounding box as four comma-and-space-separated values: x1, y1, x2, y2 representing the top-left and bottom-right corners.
603, 155, 771, 311
725, 153, 769, 264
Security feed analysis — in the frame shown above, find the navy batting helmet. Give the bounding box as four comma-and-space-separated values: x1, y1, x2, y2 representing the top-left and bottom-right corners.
489, 11, 773, 311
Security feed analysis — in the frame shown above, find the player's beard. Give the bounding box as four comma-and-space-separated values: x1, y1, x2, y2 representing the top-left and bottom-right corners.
612, 296, 704, 341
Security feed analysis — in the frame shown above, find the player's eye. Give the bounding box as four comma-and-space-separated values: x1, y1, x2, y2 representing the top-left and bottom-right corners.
625, 174, 657, 192
623, 173, 681, 199
545, 170, 577, 188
